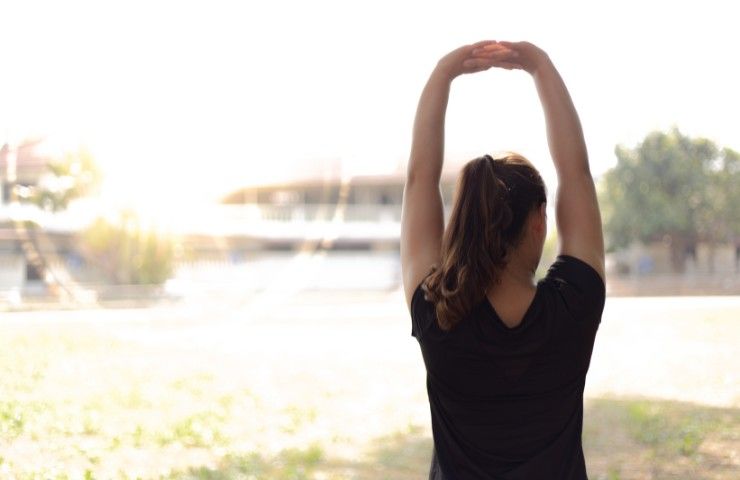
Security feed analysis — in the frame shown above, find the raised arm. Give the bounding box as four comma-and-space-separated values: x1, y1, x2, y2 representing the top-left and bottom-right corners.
488, 41, 605, 281
401, 42, 517, 309
407, 42, 514, 184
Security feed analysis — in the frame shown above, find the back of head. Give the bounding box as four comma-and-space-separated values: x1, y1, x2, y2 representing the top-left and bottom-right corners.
422, 153, 547, 330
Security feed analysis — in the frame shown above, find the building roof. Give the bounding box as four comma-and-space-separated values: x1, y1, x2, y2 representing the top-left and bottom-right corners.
221, 160, 465, 203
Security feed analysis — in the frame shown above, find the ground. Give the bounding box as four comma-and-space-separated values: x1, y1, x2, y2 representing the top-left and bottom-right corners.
0, 291, 738, 479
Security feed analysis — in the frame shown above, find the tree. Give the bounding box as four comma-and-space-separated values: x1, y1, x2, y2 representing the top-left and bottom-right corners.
600, 127, 739, 273
31, 147, 102, 212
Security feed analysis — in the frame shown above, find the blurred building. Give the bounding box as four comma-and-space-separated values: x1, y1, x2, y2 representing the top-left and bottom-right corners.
608, 241, 738, 276
0, 140, 50, 202
219, 170, 459, 251
606, 240, 739, 295
0, 140, 51, 298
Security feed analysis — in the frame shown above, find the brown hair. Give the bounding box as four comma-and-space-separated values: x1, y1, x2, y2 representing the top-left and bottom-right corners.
421, 153, 547, 331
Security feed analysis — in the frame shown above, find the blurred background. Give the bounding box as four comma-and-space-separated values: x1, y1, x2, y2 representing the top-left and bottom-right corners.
0, 1, 738, 479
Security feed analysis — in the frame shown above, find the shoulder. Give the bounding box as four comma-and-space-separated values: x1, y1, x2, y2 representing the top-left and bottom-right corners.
544, 255, 605, 288
409, 280, 441, 340
411, 279, 426, 304
410, 281, 429, 329
541, 254, 606, 320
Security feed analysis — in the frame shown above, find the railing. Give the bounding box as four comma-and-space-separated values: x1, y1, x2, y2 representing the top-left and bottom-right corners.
0, 203, 452, 236
218, 204, 403, 223
222, 204, 459, 224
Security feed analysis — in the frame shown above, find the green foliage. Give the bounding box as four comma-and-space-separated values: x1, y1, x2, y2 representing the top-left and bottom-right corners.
703, 147, 740, 243
0, 400, 25, 438
626, 401, 715, 456
32, 148, 102, 212
600, 128, 739, 270
280, 405, 317, 434
80, 210, 174, 285
158, 411, 227, 448
606, 468, 621, 480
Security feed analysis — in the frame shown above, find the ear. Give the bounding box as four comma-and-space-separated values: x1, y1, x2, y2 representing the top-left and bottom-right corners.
531, 202, 547, 234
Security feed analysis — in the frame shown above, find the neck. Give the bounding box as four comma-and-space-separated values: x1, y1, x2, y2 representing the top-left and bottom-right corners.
498, 249, 537, 289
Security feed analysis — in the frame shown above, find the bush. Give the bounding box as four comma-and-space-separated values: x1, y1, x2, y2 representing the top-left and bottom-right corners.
80, 211, 174, 285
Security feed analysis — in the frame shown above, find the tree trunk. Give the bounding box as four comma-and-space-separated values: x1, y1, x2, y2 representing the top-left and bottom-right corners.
667, 235, 688, 274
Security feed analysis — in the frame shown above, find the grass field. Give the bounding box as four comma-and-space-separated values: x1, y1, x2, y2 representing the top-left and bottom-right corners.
1, 292, 738, 479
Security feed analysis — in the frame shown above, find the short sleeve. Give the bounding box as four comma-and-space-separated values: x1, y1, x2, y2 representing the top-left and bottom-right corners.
410, 282, 433, 339
543, 255, 606, 323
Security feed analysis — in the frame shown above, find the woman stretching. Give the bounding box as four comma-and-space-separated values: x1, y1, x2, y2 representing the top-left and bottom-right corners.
400, 40, 606, 479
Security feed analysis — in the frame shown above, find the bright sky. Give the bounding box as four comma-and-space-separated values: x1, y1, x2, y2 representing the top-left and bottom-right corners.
1, 0, 739, 216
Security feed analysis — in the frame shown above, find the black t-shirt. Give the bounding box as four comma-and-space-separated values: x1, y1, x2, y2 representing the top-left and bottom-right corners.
410, 255, 606, 479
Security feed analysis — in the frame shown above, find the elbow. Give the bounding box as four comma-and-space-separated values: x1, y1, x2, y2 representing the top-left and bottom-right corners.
406, 157, 441, 186
556, 160, 593, 181
406, 169, 441, 187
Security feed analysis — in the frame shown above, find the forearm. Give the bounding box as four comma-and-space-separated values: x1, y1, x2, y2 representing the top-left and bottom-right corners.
407, 68, 453, 183
532, 58, 590, 177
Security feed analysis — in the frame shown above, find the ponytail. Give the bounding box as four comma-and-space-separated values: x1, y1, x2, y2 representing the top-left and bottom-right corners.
422, 154, 546, 330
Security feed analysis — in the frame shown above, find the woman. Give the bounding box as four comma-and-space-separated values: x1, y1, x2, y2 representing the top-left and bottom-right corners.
400, 41, 606, 479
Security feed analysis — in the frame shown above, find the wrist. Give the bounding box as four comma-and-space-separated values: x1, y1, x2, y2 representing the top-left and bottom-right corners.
529, 54, 556, 80
530, 53, 553, 77
432, 62, 457, 84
